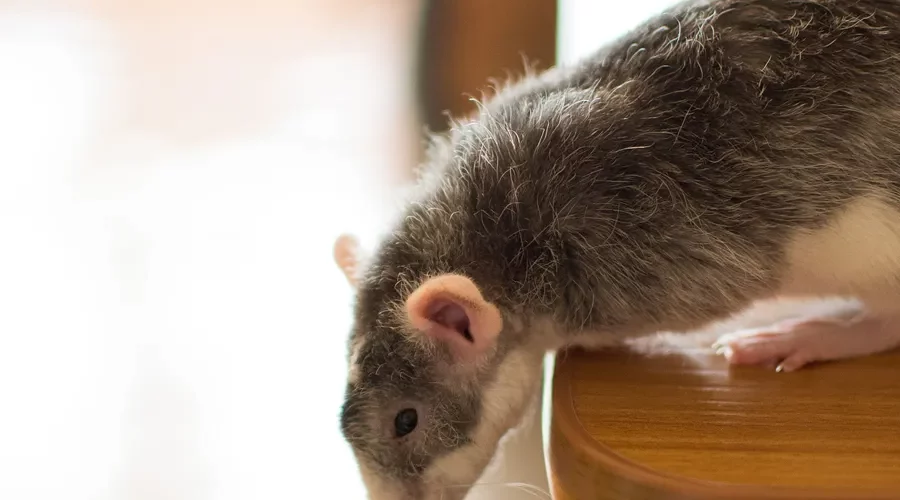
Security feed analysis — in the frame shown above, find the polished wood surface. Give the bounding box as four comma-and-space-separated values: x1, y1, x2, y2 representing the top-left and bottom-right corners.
549, 302, 900, 500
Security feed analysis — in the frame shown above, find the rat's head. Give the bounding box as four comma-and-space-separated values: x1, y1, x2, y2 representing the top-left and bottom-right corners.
333, 234, 545, 500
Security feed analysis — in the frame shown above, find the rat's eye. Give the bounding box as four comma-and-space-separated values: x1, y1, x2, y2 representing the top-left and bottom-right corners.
394, 408, 418, 438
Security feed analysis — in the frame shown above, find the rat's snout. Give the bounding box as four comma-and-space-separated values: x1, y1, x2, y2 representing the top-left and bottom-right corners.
357, 460, 421, 500
422, 485, 469, 500
358, 459, 472, 500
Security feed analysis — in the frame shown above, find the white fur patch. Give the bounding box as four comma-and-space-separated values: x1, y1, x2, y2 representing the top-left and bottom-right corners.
780, 195, 900, 312
420, 344, 546, 500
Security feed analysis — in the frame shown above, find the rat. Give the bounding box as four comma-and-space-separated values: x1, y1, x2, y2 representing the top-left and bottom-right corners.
334, 1, 900, 498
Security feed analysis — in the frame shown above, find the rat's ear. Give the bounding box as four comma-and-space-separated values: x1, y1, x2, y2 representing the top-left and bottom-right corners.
405, 274, 502, 361
333, 233, 364, 287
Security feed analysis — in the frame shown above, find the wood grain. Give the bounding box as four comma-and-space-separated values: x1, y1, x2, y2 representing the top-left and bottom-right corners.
548, 301, 900, 500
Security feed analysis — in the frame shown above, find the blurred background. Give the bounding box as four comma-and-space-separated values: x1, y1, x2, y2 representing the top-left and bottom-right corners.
0, 1, 676, 499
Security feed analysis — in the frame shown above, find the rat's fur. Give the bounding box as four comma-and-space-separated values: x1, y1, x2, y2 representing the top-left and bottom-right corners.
340, 1, 900, 498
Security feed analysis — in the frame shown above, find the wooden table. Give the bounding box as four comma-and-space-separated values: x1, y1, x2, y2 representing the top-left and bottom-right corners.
548, 301, 900, 500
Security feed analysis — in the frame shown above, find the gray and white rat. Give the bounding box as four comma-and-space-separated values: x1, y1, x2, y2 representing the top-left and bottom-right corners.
335, 1, 900, 498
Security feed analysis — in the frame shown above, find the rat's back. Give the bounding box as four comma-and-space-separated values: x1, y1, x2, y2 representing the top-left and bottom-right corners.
398, 0, 900, 328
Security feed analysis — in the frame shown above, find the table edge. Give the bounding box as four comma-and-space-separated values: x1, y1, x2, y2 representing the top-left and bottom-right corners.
548, 349, 899, 500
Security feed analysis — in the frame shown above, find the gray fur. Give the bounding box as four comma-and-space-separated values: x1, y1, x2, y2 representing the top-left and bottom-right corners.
340, 0, 900, 494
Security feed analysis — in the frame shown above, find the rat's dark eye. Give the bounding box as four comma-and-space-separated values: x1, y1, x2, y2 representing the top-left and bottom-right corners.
394, 408, 418, 438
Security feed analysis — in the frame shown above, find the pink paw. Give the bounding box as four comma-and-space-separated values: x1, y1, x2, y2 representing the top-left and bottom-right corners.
713, 324, 818, 372
713, 314, 900, 372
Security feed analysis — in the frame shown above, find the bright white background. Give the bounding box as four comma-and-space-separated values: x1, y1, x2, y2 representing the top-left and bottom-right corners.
559, 0, 682, 64
0, 2, 682, 499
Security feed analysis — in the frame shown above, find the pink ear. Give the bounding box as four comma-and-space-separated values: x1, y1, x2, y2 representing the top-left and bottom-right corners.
405, 274, 502, 361
333, 233, 363, 287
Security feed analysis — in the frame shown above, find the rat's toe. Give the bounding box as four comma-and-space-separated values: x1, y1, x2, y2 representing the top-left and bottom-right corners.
775, 351, 813, 372
714, 331, 800, 367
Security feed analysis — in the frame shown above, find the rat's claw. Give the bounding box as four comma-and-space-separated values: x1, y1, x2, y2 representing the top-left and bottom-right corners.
774, 351, 812, 373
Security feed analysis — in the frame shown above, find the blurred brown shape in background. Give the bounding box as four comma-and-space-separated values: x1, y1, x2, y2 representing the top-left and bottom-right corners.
417, 0, 558, 136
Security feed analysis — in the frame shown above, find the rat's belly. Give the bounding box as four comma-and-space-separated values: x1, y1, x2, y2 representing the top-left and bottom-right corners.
777, 195, 900, 307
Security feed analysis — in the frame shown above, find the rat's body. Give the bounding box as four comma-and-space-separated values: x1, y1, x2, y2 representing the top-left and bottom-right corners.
337, 1, 900, 498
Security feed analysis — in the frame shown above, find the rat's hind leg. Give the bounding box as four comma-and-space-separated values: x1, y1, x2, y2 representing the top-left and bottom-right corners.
719, 195, 900, 371
712, 306, 900, 372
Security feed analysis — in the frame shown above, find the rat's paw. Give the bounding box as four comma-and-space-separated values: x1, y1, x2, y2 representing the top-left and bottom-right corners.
713, 325, 817, 372
712, 314, 900, 373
